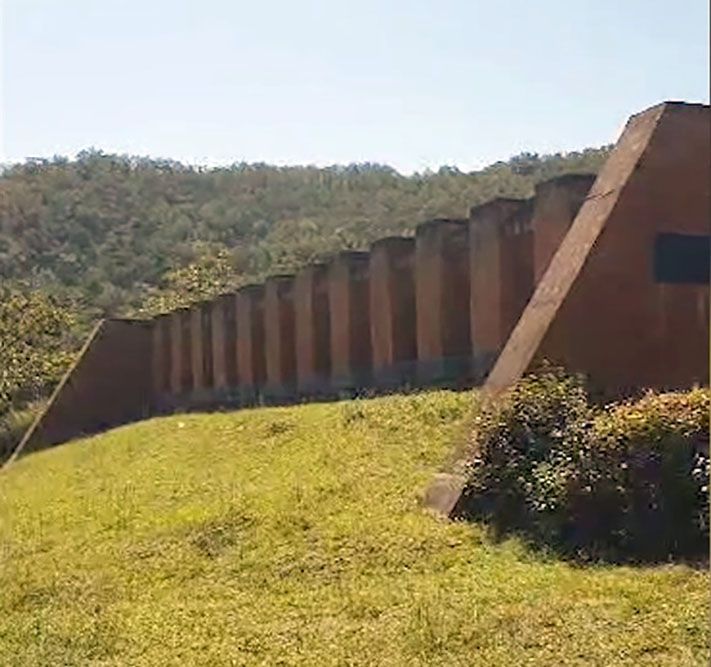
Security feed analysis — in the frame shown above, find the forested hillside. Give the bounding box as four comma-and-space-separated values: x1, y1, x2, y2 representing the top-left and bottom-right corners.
0, 145, 609, 454
0, 147, 609, 317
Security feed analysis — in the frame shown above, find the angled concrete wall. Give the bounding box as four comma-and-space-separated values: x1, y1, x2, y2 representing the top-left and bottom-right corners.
489, 101, 710, 395
11, 319, 153, 461
11, 101, 708, 462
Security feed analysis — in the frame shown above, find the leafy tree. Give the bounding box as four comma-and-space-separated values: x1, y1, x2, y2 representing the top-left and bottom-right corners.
0, 287, 76, 413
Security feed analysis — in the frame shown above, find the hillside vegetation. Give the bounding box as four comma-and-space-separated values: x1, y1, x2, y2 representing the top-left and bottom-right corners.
1, 391, 707, 666
0, 148, 609, 319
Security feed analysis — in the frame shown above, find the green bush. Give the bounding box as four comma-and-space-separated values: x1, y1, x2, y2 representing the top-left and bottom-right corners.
460, 369, 709, 562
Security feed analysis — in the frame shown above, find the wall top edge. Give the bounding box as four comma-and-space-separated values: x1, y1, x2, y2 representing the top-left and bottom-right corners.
371, 235, 415, 249
534, 172, 597, 193
265, 273, 296, 283
469, 197, 529, 217
332, 250, 370, 262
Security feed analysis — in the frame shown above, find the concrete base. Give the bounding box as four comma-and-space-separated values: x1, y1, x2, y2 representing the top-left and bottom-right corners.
471, 351, 498, 383
373, 360, 418, 391
331, 370, 373, 395
262, 383, 298, 405
238, 386, 262, 406
296, 378, 334, 400
422, 472, 468, 517
416, 356, 473, 388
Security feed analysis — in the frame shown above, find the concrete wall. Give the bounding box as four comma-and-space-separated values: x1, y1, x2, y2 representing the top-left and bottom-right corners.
236, 285, 266, 403
12, 319, 153, 460
294, 264, 331, 396
209, 294, 237, 395
264, 275, 297, 401
469, 199, 531, 376
11, 101, 708, 458
488, 101, 710, 396
329, 251, 372, 391
370, 237, 417, 388
531, 174, 596, 283
415, 220, 471, 385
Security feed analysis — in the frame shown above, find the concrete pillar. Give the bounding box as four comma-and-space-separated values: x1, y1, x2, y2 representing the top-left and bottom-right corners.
210, 293, 238, 395
236, 284, 266, 403
190, 302, 214, 402
415, 219, 471, 385
469, 199, 533, 378
169, 308, 193, 397
501, 205, 534, 354
190, 305, 206, 395
369, 236, 417, 388
294, 264, 331, 396
328, 251, 372, 392
264, 275, 297, 402
532, 174, 595, 282
179, 308, 193, 395
151, 314, 172, 405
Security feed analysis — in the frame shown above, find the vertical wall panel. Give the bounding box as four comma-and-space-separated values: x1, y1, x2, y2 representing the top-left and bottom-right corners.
469, 199, 528, 378
328, 251, 372, 392
236, 285, 266, 403
369, 236, 417, 388
264, 275, 297, 401
415, 219, 470, 385
294, 264, 331, 396
532, 174, 595, 283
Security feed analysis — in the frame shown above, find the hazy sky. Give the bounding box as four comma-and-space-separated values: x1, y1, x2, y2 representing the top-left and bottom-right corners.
2, 0, 709, 173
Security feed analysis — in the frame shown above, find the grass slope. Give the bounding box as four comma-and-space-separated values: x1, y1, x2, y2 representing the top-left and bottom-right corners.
0, 391, 708, 666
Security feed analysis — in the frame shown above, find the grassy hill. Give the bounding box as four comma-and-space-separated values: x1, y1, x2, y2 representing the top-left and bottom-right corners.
0, 391, 707, 666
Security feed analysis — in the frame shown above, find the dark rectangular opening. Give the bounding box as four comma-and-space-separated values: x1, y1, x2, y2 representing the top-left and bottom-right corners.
653, 233, 710, 284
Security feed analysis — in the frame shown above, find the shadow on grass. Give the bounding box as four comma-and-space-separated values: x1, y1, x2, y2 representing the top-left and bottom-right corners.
452, 490, 710, 569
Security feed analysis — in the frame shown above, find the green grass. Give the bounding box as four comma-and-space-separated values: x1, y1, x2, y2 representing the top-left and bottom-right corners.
0, 391, 707, 666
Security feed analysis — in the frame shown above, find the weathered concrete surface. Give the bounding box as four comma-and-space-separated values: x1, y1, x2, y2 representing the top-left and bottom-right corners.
532, 174, 596, 283
294, 264, 331, 396
488, 101, 710, 396
169, 308, 194, 397
415, 219, 471, 385
329, 251, 372, 392
236, 284, 266, 403
151, 314, 171, 404
11, 101, 708, 466
370, 237, 417, 388
9, 319, 153, 462
210, 294, 238, 397
469, 199, 533, 379
426, 101, 711, 518
189, 302, 214, 403
264, 275, 297, 401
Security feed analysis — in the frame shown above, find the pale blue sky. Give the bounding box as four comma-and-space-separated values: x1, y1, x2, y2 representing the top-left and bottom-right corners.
2, 0, 709, 173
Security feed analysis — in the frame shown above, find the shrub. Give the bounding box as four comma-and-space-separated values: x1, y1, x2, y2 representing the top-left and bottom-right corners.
460, 369, 709, 562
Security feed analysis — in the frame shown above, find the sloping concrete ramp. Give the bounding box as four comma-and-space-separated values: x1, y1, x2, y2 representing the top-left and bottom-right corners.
426, 101, 710, 516
7, 319, 152, 465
